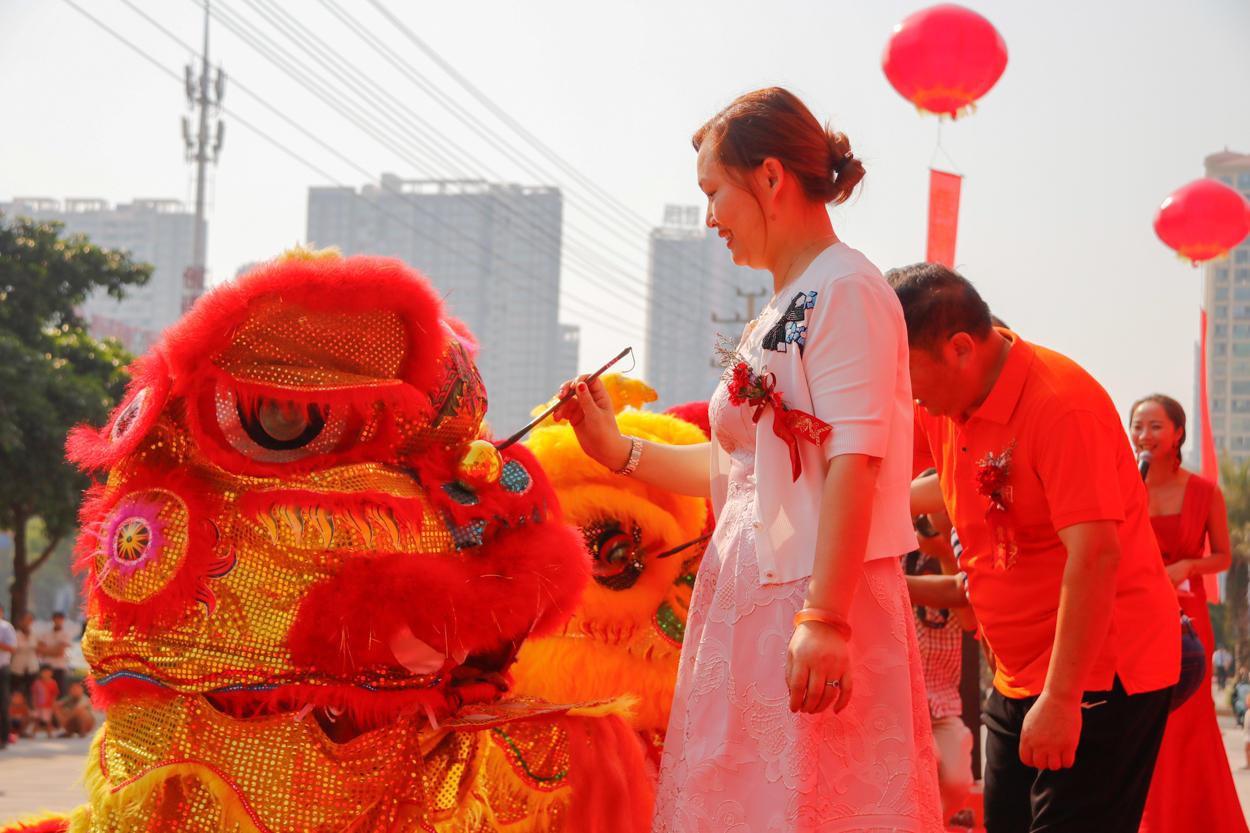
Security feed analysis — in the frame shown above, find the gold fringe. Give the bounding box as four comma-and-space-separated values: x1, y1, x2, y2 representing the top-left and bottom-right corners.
276, 244, 342, 263
65, 807, 93, 833
81, 732, 265, 833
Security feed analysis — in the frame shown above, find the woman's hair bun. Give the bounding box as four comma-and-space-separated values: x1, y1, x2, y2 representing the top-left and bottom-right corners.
826, 128, 865, 206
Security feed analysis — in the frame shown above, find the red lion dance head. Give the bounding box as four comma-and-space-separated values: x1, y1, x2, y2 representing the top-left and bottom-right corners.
5, 252, 652, 833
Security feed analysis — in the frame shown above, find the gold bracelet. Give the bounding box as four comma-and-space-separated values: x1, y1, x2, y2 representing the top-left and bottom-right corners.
793, 608, 852, 640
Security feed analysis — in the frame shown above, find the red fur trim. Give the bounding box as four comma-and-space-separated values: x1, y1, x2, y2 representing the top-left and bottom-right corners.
663, 400, 711, 438
522, 521, 592, 637
159, 256, 447, 404
286, 520, 588, 673
443, 315, 479, 356
74, 466, 226, 637
560, 713, 654, 833
66, 352, 171, 472
0, 820, 71, 833
660, 402, 717, 530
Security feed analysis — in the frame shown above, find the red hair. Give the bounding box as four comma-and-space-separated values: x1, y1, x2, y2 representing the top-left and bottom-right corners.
693, 87, 865, 205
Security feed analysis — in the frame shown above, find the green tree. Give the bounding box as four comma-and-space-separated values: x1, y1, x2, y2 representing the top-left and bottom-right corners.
0, 213, 149, 619
1219, 455, 1250, 671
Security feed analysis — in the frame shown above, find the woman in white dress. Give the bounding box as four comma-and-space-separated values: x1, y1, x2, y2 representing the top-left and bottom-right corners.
555, 87, 942, 833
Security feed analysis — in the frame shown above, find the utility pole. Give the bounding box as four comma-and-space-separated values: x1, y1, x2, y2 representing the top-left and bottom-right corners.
181, 0, 225, 313
709, 286, 769, 366
712, 287, 769, 325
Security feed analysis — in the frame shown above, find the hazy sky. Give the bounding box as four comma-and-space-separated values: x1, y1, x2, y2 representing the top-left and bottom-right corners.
3, 0, 1249, 428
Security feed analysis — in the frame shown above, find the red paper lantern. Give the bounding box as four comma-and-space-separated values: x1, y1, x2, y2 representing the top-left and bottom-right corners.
882, 4, 1008, 118
1154, 178, 1250, 265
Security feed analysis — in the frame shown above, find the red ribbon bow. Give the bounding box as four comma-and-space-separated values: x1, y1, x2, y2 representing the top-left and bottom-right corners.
730, 363, 832, 481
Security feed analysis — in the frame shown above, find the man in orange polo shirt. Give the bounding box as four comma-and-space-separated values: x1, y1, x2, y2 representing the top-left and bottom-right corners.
888, 263, 1179, 833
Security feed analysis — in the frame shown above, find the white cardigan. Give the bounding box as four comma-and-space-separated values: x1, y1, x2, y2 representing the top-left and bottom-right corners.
709, 243, 918, 585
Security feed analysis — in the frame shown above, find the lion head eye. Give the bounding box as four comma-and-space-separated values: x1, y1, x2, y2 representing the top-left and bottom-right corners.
597, 533, 634, 572
584, 520, 644, 591
213, 380, 349, 465
240, 399, 326, 450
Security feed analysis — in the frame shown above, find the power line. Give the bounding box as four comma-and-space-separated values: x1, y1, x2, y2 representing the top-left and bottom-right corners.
125, 0, 729, 332
318, 0, 721, 293
362, 0, 738, 290
58, 0, 641, 343
119, 0, 617, 325
168, 0, 641, 335
204, 0, 679, 319
215, 0, 705, 319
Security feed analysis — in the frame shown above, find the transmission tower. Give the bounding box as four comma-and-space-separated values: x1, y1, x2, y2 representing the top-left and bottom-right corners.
709, 287, 769, 366
181, 0, 225, 312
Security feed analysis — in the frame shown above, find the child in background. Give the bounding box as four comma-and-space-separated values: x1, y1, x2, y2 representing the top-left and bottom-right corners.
7, 691, 29, 740
55, 682, 95, 738
29, 665, 59, 737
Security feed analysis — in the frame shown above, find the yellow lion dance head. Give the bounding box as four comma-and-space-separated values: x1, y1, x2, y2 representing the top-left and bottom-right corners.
515, 378, 708, 763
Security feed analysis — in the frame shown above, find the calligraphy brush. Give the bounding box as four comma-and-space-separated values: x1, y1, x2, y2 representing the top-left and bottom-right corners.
496, 346, 633, 450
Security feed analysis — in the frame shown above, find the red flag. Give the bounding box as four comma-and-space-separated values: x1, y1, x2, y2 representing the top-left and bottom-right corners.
926, 169, 962, 267
1199, 307, 1221, 602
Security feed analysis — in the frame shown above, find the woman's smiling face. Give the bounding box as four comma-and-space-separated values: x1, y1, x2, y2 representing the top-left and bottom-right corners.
697, 141, 767, 269
1130, 399, 1181, 464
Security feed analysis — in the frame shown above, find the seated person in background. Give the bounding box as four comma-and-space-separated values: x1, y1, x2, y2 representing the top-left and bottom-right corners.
7, 691, 29, 740
28, 665, 59, 738
55, 682, 94, 738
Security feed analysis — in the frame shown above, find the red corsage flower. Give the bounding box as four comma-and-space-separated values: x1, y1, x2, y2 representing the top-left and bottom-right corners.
975, 443, 1018, 569
728, 361, 756, 406
718, 351, 830, 481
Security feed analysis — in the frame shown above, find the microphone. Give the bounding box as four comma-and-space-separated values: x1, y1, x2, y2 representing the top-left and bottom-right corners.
1137, 449, 1153, 482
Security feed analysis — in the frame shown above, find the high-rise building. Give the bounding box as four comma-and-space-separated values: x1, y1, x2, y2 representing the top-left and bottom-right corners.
644, 204, 768, 410
555, 323, 581, 388
307, 174, 569, 432
0, 197, 200, 354
1201, 150, 1250, 466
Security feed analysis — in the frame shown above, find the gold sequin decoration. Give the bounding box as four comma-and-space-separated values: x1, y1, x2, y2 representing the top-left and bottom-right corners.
80, 696, 583, 832
393, 341, 489, 457
213, 302, 409, 390
88, 696, 429, 833
85, 448, 462, 692
418, 716, 574, 833
422, 731, 482, 818
66, 269, 621, 832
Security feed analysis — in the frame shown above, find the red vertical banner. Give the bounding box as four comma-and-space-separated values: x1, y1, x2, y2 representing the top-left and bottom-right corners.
1198, 307, 1221, 602
926, 169, 963, 267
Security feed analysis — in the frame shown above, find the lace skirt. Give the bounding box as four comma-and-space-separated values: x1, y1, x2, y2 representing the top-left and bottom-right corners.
652, 487, 944, 833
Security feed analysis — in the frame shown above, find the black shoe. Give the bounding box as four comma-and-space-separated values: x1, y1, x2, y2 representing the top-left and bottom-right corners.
948, 809, 975, 829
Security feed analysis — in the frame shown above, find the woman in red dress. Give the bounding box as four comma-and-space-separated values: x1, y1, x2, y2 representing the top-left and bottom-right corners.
1130, 394, 1248, 832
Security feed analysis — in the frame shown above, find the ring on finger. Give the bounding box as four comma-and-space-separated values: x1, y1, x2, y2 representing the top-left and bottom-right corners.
825, 680, 841, 688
